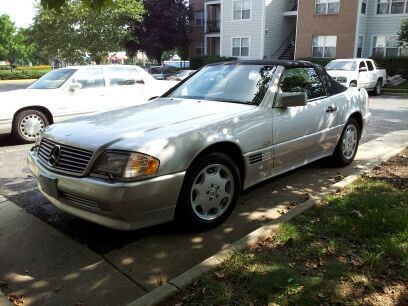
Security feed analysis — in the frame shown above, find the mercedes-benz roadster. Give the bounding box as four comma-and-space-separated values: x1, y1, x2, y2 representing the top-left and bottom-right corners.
28, 60, 370, 230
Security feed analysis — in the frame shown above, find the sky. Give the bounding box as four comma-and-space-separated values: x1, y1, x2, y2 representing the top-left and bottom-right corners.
0, 0, 37, 28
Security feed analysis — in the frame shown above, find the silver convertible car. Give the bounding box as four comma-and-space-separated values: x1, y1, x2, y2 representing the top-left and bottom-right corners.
28, 60, 371, 230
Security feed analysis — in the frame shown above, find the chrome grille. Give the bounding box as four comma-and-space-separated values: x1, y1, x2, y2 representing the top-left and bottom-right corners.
38, 138, 93, 175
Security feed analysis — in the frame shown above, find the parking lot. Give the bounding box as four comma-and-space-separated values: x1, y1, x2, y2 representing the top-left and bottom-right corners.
0, 82, 407, 305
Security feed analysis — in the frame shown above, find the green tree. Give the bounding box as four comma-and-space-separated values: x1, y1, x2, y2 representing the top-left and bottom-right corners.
0, 15, 32, 71
32, 0, 143, 64
124, 0, 191, 64
398, 19, 408, 47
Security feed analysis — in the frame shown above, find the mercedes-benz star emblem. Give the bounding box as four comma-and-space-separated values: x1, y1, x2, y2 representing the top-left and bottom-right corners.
48, 145, 61, 166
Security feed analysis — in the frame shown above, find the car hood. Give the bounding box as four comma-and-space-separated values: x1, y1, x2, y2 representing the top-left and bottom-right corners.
43, 98, 256, 150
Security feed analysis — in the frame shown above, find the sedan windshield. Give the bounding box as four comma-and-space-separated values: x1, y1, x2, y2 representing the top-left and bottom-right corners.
28, 69, 77, 89
326, 61, 357, 71
167, 64, 276, 105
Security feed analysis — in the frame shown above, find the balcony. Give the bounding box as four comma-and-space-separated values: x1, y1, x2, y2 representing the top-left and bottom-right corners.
284, 0, 298, 16
206, 20, 220, 33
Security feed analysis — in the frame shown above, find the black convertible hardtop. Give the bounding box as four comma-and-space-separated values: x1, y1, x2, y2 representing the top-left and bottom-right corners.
211, 59, 347, 96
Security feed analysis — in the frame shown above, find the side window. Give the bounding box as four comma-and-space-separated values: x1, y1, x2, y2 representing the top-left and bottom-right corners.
359, 61, 366, 69
107, 67, 136, 86
72, 69, 105, 89
280, 67, 326, 100
366, 61, 374, 71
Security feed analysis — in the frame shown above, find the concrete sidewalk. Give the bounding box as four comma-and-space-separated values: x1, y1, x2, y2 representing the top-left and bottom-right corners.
0, 199, 146, 306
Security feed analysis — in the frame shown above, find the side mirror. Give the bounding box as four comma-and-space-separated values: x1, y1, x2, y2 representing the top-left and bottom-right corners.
69, 82, 82, 91
275, 92, 307, 108
359, 67, 368, 72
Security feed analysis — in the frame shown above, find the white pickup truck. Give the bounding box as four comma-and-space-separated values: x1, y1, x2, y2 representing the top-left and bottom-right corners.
326, 59, 386, 95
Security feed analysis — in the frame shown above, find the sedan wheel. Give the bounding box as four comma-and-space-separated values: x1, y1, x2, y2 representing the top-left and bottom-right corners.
331, 118, 360, 166
190, 164, 235, 221
13, 110, 49, 143
176, 152, 241, 230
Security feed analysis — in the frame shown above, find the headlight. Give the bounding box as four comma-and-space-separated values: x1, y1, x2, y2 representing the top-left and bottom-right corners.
93, 152, 160, 180
336, 76, 347, 83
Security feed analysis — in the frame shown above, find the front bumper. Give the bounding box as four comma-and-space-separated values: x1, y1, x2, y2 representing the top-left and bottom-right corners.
27, 151, 185, 230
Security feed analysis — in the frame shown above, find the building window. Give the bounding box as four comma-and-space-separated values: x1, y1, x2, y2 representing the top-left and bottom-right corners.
377, 0, 408, 14
195, 10, 204, 26
372, 36, 405, 57
312, 36, 337, 58
357, 36, 364, 57
232, 37, 249, 56
196, 41, 204, 56
233, 0, 251, 20
315, 0, 340, 14
361, 0, 367, 14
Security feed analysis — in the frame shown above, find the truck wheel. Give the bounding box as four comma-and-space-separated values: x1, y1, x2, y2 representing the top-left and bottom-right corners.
12, 109, 49, 143
349, 81, 357, 87
373, 80, 382, 96
175, 152, 241, 230
331, 118, 360, 167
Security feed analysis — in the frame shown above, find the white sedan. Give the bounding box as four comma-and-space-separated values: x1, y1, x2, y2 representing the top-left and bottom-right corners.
0, 65, 178, 143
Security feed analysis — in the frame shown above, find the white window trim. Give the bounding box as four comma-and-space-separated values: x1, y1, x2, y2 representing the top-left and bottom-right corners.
371, 34, 405, 57
375, 0, 408, 16
231, 0, 252, 22
231, 36, 251, 58
312, 35, 337, 58
315, 0, 340, 15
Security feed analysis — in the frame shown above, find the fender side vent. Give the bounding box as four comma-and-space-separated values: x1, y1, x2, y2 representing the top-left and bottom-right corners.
249, 153, 263, 165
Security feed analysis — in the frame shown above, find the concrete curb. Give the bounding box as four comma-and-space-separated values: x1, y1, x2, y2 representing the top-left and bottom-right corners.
127, 134, 408, 306
0, 290, 12, 306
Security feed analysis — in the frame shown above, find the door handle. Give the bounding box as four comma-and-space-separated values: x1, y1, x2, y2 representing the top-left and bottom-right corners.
326, 106, 337, 113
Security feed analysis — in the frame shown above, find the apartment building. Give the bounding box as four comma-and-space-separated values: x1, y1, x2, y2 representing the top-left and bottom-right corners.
190, 0, 297, 59
189, 0, 408, 60
189, 0, 205, 58
296, 0, 408, 59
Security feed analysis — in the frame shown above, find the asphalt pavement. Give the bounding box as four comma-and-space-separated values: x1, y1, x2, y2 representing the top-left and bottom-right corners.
0, 87, 407, 305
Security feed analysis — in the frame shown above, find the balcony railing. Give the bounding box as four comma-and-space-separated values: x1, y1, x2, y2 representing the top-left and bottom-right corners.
206, 20, 220, 33
285, 0, 298, 11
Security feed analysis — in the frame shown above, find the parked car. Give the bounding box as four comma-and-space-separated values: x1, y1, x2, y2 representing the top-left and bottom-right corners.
326, 58, 386, 95
0, 65, 178, 143
28, 60, 370, 231
166, 70, 196, 81
147, 65, 178, 80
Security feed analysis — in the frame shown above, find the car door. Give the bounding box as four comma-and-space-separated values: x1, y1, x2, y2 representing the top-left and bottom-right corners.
106, 66, 151, 109
365, 60, 376, 89
272, 67, 338, 168
54, 68, 108, 122
357, 61, 370, 88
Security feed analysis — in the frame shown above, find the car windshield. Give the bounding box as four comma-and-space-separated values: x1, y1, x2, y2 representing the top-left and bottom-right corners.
176, 70, 189, 78
28, 69, 77, 89
167, 64, 276, 105
326, 61, 357, 71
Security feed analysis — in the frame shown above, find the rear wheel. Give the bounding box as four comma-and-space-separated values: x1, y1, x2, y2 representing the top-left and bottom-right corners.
331, 118, 360, 166
175, 152, 241, 230
373, 79, 382, 96
349, 81, 357, 87
12, 110, 49, 143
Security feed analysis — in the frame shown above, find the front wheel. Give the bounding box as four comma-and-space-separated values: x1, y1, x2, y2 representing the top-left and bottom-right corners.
12, 110, 49, 143
175, 152, 241, 230
331, 118, 360, 166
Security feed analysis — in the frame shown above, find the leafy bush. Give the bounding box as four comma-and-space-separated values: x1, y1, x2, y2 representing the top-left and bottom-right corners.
0, 69, 50, 80
371, 57, 408, 78
190, 55, 237, 69
0, 65, 16, 70
298, 58, 333, 67
16, 65, 52, 71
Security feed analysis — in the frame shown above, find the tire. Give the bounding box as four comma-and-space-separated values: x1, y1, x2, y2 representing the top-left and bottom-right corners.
12, 110, 49, 144
372, 79, 382, 96
331, 118, 360, 167
349, 81, 357, 88
175, 152, 241, 230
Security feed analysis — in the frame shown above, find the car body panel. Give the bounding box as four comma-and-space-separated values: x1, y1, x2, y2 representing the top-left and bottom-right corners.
28, 60, 370, 230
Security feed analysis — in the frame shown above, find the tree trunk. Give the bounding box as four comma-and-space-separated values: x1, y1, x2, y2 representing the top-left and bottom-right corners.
155, 52, 162, 65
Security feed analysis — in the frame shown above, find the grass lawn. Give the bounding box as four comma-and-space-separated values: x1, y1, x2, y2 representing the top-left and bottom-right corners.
170, 150, 408, 306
